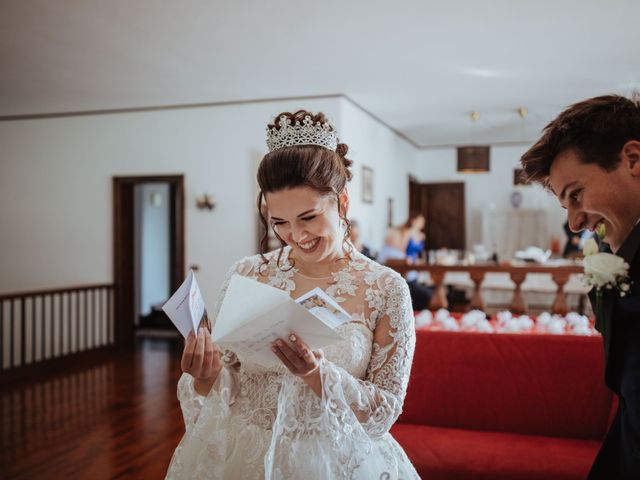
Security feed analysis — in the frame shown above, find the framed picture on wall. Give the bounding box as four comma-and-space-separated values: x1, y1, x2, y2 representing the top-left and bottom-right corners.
362, 166, 374, 203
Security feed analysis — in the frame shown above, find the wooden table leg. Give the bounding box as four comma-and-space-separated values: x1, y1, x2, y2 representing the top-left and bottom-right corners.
469, 271, 486, 311
509, 272, 527, 314
551, 272, 571, 315
428, 271, 448, 310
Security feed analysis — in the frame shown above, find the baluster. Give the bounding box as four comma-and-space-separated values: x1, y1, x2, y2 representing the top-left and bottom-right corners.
428, 271, 449, 310
100, 288, 105, 346
93, 288, 98, 347
85, 290, 89, 350
20, 298, 26, 367
31, 297, 36, 364
0, 300, 3, 369
76, 291, 80, 352
59, 292, 64, 356
551, 271, 571, 315
107, 289, 113, 345
40, 295, 44, 361
509, 271, 527, 314
68, 292, 73, 354
50, 294, 55, 359
469, 270, 486, 311
10, 299, 15, 368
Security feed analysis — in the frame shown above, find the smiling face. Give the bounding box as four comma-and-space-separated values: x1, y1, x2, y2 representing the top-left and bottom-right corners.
548, 143, 640, 252
265, 186, 348, 265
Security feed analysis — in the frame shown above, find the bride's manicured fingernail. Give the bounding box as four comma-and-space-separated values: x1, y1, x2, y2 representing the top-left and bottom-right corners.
289, 334, 297, 342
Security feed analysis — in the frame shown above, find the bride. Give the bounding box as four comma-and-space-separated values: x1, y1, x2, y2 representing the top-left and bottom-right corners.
166, 110, 419, 479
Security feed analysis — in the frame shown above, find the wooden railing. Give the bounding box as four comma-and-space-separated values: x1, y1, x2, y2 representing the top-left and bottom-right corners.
387, 261, 585, 315
0, 284, 115, 370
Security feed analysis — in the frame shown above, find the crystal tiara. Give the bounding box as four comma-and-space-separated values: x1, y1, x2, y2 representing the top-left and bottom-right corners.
266, 115, 338, 152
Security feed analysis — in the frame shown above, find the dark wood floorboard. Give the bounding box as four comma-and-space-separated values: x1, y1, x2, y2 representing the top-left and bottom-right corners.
0, 337, 185, 479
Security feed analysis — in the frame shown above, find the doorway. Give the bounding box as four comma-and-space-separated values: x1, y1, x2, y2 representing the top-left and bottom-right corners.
409, 178, 466, 250
113, 175, 184, 348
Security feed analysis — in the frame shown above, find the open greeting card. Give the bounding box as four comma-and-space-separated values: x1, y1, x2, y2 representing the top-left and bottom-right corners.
162, 273, 350, 367
161, 270, 210, 338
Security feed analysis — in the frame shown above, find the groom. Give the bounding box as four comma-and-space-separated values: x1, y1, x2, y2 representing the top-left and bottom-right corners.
521, 94, 640, 479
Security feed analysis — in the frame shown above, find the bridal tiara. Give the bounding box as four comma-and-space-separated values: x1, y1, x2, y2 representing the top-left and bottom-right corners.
266, 115, 338, 152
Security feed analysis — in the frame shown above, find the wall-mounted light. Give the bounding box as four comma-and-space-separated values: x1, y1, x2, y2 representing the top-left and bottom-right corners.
457, 146, 490, 173
196, 193, 216, 211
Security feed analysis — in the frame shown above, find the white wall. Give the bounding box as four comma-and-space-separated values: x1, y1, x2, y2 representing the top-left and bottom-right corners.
339, 98, 418, 254
415, 145, 566, 251
0, 96, 421, 307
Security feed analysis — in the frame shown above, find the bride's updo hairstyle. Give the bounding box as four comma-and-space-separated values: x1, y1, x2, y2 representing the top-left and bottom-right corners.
257, 110, 353, 267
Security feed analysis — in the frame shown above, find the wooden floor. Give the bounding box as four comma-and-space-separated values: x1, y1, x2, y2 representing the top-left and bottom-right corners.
1, 337, 185, 479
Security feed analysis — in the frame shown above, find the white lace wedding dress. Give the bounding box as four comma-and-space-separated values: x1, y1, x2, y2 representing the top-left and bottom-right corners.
166, 247, 419, 479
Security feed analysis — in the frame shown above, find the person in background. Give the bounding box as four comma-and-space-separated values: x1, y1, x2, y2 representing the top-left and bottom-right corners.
348, 219, 374, 259
402, 213, 426, 262
378, 214, 433, 311
562, 220, 595, 258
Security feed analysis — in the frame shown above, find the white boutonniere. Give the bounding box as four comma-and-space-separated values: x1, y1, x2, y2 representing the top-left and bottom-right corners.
582, 225, 631, 332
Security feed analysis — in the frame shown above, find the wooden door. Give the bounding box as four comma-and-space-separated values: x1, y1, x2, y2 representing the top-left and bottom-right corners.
409, 180, 465, 250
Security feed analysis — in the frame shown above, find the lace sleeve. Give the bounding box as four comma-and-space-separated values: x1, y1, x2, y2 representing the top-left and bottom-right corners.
176, 257, 255, 425
320, 271, 416, 438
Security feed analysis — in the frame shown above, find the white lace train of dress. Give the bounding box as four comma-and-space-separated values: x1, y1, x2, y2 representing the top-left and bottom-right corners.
165, 247, 420, 480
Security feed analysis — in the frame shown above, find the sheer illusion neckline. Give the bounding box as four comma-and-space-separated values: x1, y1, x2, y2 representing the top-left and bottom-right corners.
284, 246, 355, 280
295, 271, 334, 280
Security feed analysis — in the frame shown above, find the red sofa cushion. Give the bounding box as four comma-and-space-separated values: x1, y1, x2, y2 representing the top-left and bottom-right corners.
391, 423, 601, 480
399, 330, 612, 439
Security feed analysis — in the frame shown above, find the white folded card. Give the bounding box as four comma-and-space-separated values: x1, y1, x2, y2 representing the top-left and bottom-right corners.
162, 272, 351, 367
161, 270, 210, 338
214, 275, 350, 367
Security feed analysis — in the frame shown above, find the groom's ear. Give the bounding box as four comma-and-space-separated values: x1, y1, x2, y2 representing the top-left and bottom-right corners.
621, 140, 640, 177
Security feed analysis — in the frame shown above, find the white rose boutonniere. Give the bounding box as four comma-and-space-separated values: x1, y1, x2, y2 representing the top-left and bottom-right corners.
582, 229, 631, 332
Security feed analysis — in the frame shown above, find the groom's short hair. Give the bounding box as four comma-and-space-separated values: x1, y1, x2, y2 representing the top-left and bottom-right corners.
521, 94, 640, 186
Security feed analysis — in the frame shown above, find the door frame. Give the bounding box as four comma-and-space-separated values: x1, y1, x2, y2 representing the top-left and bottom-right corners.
112, 175, 184, 348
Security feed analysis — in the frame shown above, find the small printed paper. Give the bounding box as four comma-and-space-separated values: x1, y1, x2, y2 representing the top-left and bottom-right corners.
295, 287, 351, 329
162, 270, 210, 338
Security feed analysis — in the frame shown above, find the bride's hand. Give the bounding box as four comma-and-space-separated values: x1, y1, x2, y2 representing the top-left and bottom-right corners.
271, 333, 322, 377
181, 328, 222, 395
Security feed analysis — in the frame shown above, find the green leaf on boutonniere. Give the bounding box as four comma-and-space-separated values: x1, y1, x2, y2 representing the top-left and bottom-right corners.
594, 289, 604, 334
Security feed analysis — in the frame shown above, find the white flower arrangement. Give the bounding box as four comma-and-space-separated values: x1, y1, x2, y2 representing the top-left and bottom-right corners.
582, 239, 631, 297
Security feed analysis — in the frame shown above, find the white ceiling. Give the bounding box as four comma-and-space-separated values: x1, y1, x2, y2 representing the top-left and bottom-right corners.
1, 0, 639, 147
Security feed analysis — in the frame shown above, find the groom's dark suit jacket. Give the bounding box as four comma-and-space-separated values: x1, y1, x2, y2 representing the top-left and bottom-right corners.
588, 223, 640, 479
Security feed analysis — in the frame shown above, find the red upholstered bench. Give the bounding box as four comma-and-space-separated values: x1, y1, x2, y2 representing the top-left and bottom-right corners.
390, 330, 615, 480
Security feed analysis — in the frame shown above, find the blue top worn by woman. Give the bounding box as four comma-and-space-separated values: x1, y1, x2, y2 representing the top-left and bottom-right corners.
406, 238, 424, 262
